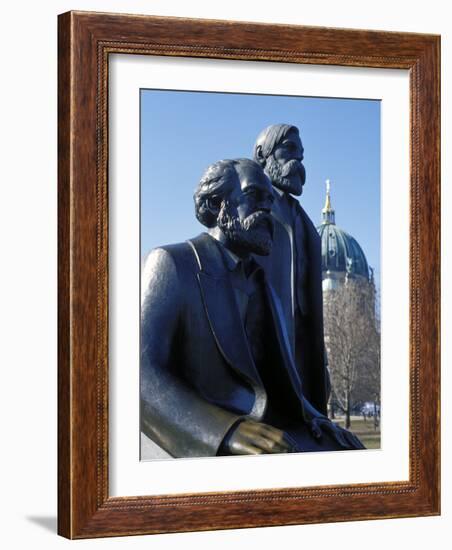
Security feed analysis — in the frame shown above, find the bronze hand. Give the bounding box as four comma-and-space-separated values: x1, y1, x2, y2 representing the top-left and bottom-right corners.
226, 419, 293, 455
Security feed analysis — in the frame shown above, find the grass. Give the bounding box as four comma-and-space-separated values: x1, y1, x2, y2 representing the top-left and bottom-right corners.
332, 416, 381, 449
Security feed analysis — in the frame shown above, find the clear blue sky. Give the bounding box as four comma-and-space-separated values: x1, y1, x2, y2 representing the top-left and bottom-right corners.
140, 90, 380, 289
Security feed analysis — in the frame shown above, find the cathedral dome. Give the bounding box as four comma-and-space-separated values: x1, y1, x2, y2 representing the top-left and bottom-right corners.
317, 223, 370, 279
316, 180, 370, 287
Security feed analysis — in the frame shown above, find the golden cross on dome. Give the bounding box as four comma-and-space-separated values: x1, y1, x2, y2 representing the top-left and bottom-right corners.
321, 178, 335, 225
324, 179, 333, 211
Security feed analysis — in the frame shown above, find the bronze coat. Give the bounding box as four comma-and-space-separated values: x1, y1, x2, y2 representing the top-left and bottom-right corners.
140, 233, 307, 457
257, 196, 330, 415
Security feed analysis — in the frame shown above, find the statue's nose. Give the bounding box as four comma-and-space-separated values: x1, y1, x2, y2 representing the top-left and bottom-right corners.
295, 147, 305, 161
260, 198, 274, 213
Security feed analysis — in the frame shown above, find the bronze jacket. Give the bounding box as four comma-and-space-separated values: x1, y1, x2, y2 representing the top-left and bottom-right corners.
140, 233, 307, 457
256, 194, 330, 415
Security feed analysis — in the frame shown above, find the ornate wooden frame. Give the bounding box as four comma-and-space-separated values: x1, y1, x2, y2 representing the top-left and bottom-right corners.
58, 11, 440, 539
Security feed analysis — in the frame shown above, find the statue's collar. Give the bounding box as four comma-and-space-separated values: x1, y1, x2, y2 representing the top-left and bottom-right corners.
273, 186, 285, 199
217, 242, 241, 271
215, 240, 261, 280
189, 233, 262, 279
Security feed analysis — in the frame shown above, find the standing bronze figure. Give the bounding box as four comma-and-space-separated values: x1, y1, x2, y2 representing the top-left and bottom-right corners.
254, 124, 330, 415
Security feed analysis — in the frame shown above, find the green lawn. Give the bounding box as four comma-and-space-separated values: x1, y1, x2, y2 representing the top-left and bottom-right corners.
332, 416, 381, 449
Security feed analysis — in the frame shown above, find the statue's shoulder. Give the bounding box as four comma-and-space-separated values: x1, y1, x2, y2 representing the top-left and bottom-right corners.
143, 239, 200, 279
143, 233, 218, 279
142, 233, 224, 285
141, 239, 203, 307
158, 241, 193, 261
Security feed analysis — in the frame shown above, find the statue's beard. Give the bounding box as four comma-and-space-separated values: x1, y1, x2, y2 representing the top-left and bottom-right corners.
217, 201, 274, 256
266, 156, 306, 196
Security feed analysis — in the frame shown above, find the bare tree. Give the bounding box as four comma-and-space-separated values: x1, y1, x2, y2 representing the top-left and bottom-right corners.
323, 278, 380, 429
355, 298, 381, 430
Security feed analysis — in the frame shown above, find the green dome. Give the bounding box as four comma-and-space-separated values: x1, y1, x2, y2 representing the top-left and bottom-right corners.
317, 222, 370, 279
316, 180, 370, 281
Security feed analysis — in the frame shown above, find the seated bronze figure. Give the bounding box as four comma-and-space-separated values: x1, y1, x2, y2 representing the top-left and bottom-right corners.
140, 158, 364, 457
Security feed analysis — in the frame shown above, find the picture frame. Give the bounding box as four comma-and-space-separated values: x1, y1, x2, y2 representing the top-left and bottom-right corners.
58, 10, 440, 539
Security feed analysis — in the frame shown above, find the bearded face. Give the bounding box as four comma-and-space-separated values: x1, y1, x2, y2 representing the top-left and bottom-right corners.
217, 200, 274, 256
265, 154, 306, 196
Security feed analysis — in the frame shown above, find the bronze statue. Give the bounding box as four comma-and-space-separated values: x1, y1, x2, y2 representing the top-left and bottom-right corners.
140, 158, 364, 457
254, 124, 330, 415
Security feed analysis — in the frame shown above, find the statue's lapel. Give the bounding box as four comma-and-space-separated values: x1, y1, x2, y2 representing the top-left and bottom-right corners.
295, 201, 323, 314
189, 234, 263, 390
264, 281, 306, 418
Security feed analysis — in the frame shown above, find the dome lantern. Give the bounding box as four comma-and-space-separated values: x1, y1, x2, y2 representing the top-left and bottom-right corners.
321, 179, 335, 225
